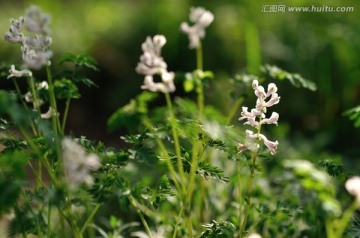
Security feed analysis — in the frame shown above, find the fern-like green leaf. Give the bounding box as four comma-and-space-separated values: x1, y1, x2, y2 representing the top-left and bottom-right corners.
262, 64, 317, 91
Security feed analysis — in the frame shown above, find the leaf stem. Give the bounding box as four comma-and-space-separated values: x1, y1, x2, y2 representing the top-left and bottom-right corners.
239, 151, 257, 237
80, 204, 101, 235
128, 195, 153, 238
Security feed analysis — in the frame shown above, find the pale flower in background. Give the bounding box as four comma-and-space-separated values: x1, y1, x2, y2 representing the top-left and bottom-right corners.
4, 17, 24, 43
345, 176, 360, 206
62, 137, 101, 190
136, 35, 175, 93
24, 5, 51, 34
7, 64, 32, 78
4, 5, 52, 70
180, 7, 214, 49
246, 233, 262, 238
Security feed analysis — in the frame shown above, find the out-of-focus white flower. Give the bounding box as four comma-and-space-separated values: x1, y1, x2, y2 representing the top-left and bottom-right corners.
345, 176, 360, 206
24, 5, 51, 35
22, 45, 52, 70
180, 7, 214, 49
4, 17, 24, 43
7, 64, 32, 79
239, 80, 280, 155
23, 35, 52, 50
40, 107, 57, 119
62, 137, 101, 190
5, 6, 52, 71
24, 80, 48, 108
246, 233, 262, 238
136, 35, 176, 93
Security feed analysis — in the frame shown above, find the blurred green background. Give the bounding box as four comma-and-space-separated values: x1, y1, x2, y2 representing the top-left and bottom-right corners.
1, 0, 359, 169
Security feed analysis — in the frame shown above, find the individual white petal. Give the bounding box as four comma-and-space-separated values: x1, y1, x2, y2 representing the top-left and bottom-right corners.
255, 85, 266, 99
7, 65, 32, 79
345, 176, 360, 199
264, 93, 280, 107
266, 83, 278, 97
239, 107, 256, 121
245, 130, 258, 139
41, 107, 54, 119
259, 134, 278, 155
153, 35, 166, 48
261, 112, 279, 125
244, 117, 259, 127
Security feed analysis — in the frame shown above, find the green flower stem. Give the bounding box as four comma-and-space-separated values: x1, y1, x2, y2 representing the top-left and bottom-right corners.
18, 126, 58, 186
172, 206, 184, 238
59, 207, 82, 238
27, 76, 41, 114
239, 151, 257, 238
141, 117, 181, 195
46, 66, 61, 134
128, 195, 153, 238
61, 99, 71, 131
80, 204, 101, 235
237, 163, 243, 235
226, 97, 244, 125
328, 200, 358, 238
196, 43, 204, 119
11, 78, 38, 135
164, 92, 186, 194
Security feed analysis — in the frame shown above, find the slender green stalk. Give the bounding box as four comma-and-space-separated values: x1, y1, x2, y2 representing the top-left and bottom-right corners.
226, 97, 244, 125
128, 195, 153, 238
237, 163, 243, 235
329, 200, 358, 238
164, 93, 186, 193
27, 76, 41, 114
196, 43, 204, 119
172, 206, 184, 238
11, 78, 37, 135
141, 117, 181, 194
46, 66, 61, 134
239, 151, 257, 238
196, 43, 203, 71
62, 99, 71, 131
47, 202, 52, 238
80, 204, 101, 235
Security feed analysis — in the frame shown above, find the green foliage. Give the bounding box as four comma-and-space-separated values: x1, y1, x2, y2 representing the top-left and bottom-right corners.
343, 105, 360, 128
197, 161, 230, 183
59, 52, 99, 71
184, 70, 214, 92
262, 65, 317, 91
0, 180, 21, 213
107, 91, 158, 131
0, 90, 34, 126
54, 78, 81, 99
283, 160, 341, 217
58, 53, 99, 87
198, 220, 236, 238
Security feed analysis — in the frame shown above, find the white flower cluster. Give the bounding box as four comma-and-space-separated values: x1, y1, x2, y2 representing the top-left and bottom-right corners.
345, 176, 360, 207
238, 80, 280, 155
62, 137, 101, 190
180, 7, 214, 49
136, 35, 175, 93
4, 5, 52, 71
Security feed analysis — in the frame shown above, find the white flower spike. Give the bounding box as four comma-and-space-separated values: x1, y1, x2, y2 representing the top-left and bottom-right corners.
136, 35, 176, 93
239, 80, 280, 155
180, 7, 214, 49
62, 137, 101, 190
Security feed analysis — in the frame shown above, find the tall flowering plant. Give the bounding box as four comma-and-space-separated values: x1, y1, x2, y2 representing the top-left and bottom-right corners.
1, 4, 359, 238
